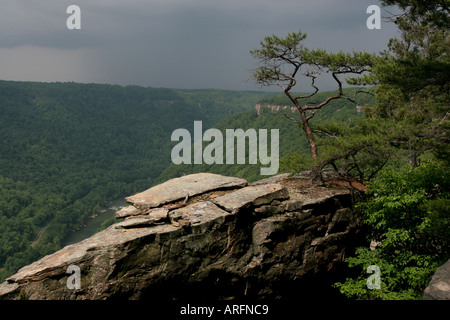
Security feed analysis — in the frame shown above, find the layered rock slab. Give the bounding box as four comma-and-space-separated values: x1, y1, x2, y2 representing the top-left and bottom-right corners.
212, 183, 289, 213
125, 173, 247, 209
5, 224, 179, 285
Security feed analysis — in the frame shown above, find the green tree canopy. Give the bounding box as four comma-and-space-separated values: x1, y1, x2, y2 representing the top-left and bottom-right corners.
334, 0, 449, 300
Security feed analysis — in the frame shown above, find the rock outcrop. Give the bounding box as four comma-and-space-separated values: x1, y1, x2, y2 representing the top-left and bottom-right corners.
0, 172, 365, 300
255, 104, 297, 116
423, 259, 450, 300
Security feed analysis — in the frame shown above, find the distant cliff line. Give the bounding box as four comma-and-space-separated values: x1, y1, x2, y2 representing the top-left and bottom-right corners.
255, 103, 363, 116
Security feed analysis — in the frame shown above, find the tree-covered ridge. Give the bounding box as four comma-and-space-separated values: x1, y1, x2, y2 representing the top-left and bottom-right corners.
0, 80, 275, 281
157, 87, 372, 183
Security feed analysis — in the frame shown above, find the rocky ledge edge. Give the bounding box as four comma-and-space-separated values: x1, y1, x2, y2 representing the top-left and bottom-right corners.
0, 172, 366, 300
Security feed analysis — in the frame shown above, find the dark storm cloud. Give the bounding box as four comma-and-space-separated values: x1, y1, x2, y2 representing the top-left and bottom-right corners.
0, 0, 399, 90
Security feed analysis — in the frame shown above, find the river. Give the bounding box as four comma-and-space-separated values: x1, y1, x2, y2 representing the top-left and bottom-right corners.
62, 197, 127, 246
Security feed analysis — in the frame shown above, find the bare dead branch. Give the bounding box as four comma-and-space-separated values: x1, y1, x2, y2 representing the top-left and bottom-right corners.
282, 113, 300, 124
293, 75, 319, 100
306, 110, 315, 122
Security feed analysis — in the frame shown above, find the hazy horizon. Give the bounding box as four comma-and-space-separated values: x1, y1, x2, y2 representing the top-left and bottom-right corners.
1, 0, 399, 91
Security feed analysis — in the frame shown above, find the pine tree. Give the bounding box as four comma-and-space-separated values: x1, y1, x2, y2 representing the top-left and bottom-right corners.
250, 30, 376, 181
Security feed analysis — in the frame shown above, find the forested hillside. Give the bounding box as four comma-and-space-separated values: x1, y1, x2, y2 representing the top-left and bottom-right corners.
0, 80, 276, 281
158, 87, 375, 182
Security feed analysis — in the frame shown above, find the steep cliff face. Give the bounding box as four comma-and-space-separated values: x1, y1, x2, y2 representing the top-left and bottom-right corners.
0, 172, 365, 300
255, 103, 297, 116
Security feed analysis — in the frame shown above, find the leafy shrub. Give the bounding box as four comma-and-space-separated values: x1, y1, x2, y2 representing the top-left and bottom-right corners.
335, 161, 450, 299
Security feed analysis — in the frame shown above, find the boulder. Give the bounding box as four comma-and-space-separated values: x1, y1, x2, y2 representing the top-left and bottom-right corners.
423, 259, 450, 300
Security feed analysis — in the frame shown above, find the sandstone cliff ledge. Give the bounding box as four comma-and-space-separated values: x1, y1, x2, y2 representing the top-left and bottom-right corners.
0, 172, 365, 300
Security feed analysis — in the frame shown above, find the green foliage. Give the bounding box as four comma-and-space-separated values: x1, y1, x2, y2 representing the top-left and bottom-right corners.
250, 29, 375, 88
313, 118, 393, 181
335, 162, 450, 299
361, 162, 449, 251
352, 8, 449, 168
279, 152, 312, 174
381, 0, 450, 28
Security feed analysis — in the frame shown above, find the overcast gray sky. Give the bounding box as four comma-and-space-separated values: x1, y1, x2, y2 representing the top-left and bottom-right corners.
0, 0, 399, 91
